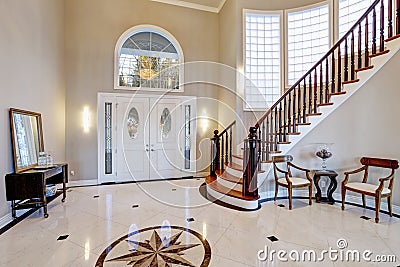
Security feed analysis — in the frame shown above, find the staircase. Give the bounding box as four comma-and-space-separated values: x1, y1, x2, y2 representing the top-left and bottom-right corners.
205, 0, 400, 210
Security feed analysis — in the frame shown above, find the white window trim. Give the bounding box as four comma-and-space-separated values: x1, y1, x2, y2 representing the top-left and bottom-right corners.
114, 24, 185, 92
242, 9, 284, 112
284, 1, 334, 89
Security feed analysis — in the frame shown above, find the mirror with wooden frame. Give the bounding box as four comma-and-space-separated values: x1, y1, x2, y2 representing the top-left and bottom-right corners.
9, 108, 44, 173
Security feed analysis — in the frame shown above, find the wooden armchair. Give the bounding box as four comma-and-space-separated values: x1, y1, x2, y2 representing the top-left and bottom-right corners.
272, 155, 312, 210
341, 157, 399, 223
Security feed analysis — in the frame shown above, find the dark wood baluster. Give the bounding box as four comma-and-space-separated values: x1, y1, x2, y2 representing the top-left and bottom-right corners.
358, 23, 362, 69
279, 102, 283, 142
292, 88, 297, 133
380, 0, 385, 52
297, 84, 301, 126
319, 64, 323, 105
221, 135, 224, 170
397, 0, 400, 35
260, 123, 265, 161
229, 127, 233, 163
273, 110, 277, 151
388, 0, 393, 38
351, 31, 355, 81
288, 92, 292, 133
338, 46, 342, 92
313, 69, 318, 114
372, 7, 377, 55
331, 51, 336, 93
325, 57, 329, 103
308, 74, 312, 114
365, 16, 370, 67
344, 37, 349, 82
284, 98, 288, 142
266, 117, 270, 161
303, 79, 307, 123
225, 131, 229, 164
274, 107, 279, 147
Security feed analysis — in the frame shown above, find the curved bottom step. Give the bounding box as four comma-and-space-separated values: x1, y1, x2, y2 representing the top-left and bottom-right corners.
205, 176, 259, 210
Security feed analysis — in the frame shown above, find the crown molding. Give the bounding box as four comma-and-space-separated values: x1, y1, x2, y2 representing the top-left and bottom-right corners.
150, 0, 226, 13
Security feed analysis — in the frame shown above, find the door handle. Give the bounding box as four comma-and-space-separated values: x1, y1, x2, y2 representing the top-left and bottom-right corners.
146, 149, 149, 152
150, 149, 155, 152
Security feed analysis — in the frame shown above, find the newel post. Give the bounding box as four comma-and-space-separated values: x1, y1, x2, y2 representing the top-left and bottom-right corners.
210, 130, 220, 177
243, 127, 259, 198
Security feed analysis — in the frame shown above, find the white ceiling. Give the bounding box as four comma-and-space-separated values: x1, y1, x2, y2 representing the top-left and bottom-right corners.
150, 0, 226, 13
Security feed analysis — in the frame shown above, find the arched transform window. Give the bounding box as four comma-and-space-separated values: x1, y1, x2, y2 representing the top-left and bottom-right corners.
114, 25, 184, 91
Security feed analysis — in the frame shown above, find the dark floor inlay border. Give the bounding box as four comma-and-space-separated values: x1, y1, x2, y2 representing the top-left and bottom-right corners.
267, 236, 279, 242
172, 188, 177, 191
360, 215, 371, 220
93, 195, 99, 198
57, 235, 69, 241
187, 217, 195, 222
278, 204, 285, 208
132, 204, 139, 208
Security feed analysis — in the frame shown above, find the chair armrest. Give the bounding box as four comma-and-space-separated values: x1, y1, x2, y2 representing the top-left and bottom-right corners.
379, 174, 394, 182
275, 165, 289, 175
288, 162, 310, 173
288, 162, 312, 182
344, 166, 367, 175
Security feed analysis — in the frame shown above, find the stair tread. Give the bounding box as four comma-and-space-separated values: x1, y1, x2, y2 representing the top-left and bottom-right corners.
355, 65, 374, 72
296, 122, 311, 126
306, 112, 322, 117
206, 176, 260, 201
278, 141, 291, 144
330, 91, 346, 96
369, 49, 390, 58
232, 154, 243, 160
317, 102, 334, 107
342, 79, 360, 85
216, 170, 243, 184
385, 34, 400, 42
224, 162, 265, 173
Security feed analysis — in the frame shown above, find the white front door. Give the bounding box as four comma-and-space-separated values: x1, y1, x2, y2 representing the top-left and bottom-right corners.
116, 97, 150, 182
148, 98, 182, 180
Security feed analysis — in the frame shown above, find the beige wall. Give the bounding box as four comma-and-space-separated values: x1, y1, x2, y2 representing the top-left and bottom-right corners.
65, 0, 220, 180
0, 0, 65, 218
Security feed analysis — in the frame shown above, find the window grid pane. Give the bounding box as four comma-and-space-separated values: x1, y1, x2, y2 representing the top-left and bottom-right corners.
245, 12, 281, 109
287, 4, 330, 86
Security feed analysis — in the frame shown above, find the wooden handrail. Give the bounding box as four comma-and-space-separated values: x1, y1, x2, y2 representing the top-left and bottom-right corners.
255, 0, 380, 128
218, 120, 236, 137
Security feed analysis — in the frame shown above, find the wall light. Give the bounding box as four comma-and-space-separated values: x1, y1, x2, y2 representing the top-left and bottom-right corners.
82, 106, 91, 133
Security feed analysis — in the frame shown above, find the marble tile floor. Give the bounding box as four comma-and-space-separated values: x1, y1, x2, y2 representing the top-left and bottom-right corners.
0, 179, 399, 266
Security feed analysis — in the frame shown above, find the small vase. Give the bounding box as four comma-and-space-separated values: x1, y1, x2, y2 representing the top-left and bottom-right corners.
316, 144, 333, 170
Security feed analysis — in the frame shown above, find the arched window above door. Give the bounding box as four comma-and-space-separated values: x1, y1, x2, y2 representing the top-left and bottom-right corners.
114, 25, 184, 92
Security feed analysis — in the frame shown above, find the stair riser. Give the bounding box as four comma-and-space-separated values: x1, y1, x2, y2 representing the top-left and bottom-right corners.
226, 166, 243, 178
206, 186, 259, 210
217, 176, 242, 191
232, 156, 243, 166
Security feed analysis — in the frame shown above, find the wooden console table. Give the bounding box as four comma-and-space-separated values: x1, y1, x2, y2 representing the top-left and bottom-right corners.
5, 164, 68, 218
313, 169, 338, 204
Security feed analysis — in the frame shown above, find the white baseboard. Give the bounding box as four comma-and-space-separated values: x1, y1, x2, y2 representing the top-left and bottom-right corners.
67, 179, 98, 187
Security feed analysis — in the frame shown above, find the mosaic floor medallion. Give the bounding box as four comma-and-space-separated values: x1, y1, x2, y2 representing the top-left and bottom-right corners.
96, 225, 211, 267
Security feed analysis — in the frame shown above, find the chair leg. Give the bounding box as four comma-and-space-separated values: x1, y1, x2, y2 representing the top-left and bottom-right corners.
388, 196, 392, 217
288, 187, 293, 210
375, 195, 381, 223
341, 187, 346, 210
362, 194, 366, 208
274, 183, 278, 201
308, 185, 312, 205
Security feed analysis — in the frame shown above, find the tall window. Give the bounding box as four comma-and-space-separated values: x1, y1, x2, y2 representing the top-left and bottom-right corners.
244, 11, 281, 110
115, 26, 184, 91
338, 0, 375, 38
287, 4, 330, 86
